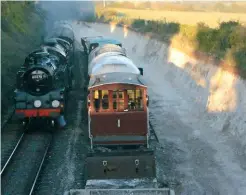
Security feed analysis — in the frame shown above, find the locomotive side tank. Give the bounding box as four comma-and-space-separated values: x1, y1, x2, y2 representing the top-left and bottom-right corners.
14, 23, 75, 127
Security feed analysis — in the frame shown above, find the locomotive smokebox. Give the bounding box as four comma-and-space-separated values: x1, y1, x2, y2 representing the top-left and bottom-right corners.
23, 65, 54, 96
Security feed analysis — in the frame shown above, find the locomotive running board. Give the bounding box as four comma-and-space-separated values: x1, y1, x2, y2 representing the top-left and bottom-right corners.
84, 150, 157, 189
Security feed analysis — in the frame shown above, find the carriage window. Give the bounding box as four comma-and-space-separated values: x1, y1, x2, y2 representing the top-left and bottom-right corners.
113, 91, 117, 109
127, 90, 135, 110
113, 90, 124, 111
93, 90, 109, 111
127, 89, 143, 111
118, 91, 124, 110
93, 90, 101, 112
102, 90, 109, 109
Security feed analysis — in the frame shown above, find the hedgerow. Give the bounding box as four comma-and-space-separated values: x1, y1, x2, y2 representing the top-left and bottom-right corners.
93, 9, 246, 78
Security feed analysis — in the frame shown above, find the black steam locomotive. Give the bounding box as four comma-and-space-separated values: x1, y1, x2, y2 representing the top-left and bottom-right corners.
14, 23, 75, 127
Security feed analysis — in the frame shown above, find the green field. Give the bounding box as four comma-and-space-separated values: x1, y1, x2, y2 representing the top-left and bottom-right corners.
109, 8, 246, 28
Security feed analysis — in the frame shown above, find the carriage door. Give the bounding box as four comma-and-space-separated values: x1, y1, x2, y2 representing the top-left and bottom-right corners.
112, 90, 127, 134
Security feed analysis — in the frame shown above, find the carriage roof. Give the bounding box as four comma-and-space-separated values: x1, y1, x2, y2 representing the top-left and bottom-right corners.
88, 72, 146, 89
89, 54, 140, 76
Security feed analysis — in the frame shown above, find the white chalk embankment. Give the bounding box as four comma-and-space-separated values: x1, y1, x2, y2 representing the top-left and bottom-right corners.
71, 22, 246, 195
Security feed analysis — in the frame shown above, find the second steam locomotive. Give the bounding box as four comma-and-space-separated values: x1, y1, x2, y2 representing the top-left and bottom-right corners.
14, 23, 75, 127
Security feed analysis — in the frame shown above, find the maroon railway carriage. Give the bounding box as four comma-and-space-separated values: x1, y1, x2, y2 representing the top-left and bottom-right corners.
82, 41, 156, 187
87, 72, 149, 148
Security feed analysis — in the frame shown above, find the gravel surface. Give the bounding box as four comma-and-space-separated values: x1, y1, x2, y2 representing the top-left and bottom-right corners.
70, 22, 246, 195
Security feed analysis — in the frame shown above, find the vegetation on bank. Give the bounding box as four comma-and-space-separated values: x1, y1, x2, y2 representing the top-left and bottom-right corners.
92, 7, 246, 79
105, 8, 246, 28
1, 1, 46, 117
103, 1, 246, 14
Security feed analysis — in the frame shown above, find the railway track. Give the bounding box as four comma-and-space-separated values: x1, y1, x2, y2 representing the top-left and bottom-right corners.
1, 131, 25, 175
149, 121, 159, 144
1, 124, 26, 171
1, 130, 52, 195
1, 107, 15, 130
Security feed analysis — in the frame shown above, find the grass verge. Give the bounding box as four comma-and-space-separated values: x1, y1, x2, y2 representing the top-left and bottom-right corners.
1, 2, 46, 119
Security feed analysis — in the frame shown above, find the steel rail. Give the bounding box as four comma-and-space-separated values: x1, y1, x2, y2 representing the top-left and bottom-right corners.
28, 134, 52, 195
0, 132, 25, 175
149, 121, 159, 143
